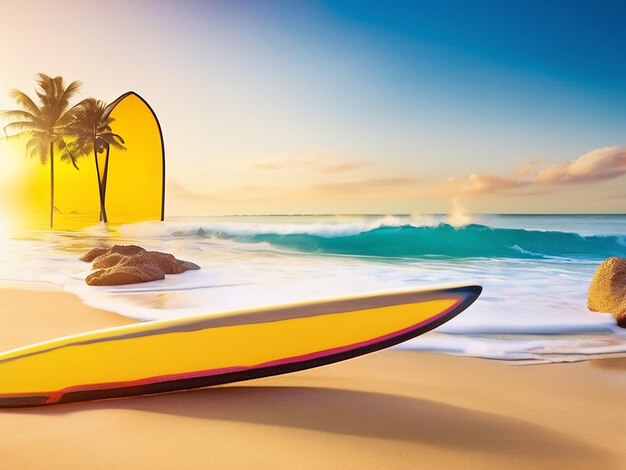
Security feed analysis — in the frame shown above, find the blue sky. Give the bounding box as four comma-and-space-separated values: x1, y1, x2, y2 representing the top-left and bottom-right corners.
326, 0, 626, 89
1, 0, 625, 213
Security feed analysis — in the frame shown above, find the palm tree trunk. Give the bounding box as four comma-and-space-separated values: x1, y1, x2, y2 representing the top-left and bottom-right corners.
102, 145, 110, 202
49, 141, 54, 229
94, 149, 108, 223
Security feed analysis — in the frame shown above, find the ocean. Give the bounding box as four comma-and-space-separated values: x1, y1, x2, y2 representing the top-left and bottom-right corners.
1, 213, 625, 364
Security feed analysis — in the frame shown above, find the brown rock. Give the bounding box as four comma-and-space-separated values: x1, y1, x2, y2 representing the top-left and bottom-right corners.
82, 244, 201, 286
92, 253, 127, 269
108, 245, 146, 256
86, 264, 165, 286
121, 251, 184, 274
180, 260, 201, 271
96, 251, 201, 275
80, 244, 145, 262
90, 245, 152, 268
588, 257, 626, 328
80, 246, 111, 262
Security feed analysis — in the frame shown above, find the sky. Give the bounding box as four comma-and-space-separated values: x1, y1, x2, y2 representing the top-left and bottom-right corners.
1, 0, 625, 214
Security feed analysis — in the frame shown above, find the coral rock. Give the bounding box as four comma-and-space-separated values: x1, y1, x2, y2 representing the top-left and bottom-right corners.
588, 257, 626, 328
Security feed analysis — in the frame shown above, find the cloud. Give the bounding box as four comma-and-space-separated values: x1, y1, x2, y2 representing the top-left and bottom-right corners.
314, 177, 416, 194
251, 150, 363, 173
426, 146, 626, 199
253, 161, 283, 170
251, 154, 315, 171
517, 159, 542, 177
445, 173, 529, 195
167, 180, 214, 200
171, 146, 626, 211
321, 161, 364, 173
535, 146, 626, 184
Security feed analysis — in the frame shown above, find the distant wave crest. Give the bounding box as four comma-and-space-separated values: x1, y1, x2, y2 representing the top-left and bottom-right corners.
120, 221, 626, 259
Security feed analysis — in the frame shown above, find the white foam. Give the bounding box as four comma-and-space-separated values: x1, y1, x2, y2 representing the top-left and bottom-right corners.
117, 215, 439, 239
447, 199, 472, 227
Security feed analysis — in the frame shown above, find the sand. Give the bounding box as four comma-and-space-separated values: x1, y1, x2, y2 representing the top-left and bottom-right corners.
0, 286, 624, 469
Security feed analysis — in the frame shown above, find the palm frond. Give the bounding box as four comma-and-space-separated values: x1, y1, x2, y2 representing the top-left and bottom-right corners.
26, 134, 49, 163
0, 109, 37, 122
8, 90, 41, 115
3, 121, 37, 136
35, 74, 56, 105
56, 108, 80, 128
107, 139, 126, 151
58, 138, 81, 170
58, 80, 83, 110
109, 133, 125, 145
100, 132, 126, 150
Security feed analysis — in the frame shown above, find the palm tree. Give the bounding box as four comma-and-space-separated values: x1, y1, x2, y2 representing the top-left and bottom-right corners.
65, 98, 125, 223
1, 74, 82, 228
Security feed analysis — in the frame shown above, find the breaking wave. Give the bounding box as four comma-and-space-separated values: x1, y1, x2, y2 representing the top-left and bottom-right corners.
120, 221, 626, 260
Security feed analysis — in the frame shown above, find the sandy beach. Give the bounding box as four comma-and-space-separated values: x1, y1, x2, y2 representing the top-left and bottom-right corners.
0, 286, 623, 469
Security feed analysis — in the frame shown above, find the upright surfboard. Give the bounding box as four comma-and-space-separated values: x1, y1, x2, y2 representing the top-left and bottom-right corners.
0, 284, 481, 407
100, 92, 165, 224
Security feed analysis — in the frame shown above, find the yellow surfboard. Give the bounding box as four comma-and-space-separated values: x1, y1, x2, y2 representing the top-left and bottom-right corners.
0, 284, 481, 407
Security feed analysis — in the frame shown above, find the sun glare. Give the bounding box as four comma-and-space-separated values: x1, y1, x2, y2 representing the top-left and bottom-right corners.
0, 137, 28, 233
0, 211, 13, 261
0, 138, 26, 186
0, 213, 10, 237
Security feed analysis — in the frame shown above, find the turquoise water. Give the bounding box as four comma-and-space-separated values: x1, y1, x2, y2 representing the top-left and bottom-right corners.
162, 214, 626, 260
192, 223, 626, 259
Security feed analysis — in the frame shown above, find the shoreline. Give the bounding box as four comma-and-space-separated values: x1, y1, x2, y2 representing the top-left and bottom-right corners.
0, 286, 624, 468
